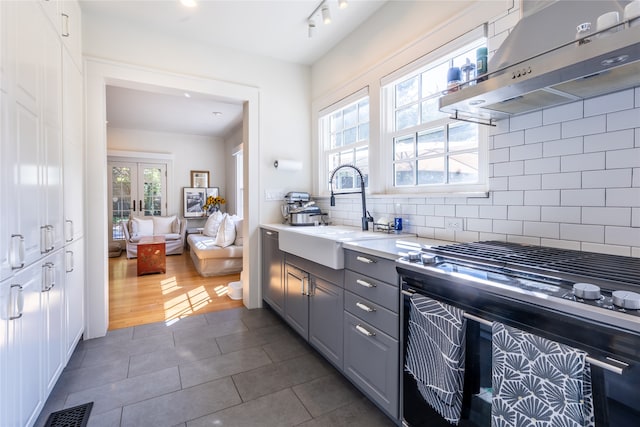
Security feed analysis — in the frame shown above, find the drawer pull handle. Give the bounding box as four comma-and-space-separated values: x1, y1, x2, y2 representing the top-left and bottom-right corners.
356, 256, 375, 264
356, 279, 375, 288
355, 324, 375, 337
356, 302, 375, 312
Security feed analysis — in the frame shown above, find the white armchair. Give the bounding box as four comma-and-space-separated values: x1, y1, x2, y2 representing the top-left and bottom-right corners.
121, 216, 187, 259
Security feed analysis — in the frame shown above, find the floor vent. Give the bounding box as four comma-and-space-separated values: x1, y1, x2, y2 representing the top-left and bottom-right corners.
44, 402, 93, 427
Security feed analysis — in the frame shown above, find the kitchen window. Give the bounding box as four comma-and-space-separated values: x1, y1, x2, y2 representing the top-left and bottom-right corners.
381, 28, 488, 194
319, 88, 369, 193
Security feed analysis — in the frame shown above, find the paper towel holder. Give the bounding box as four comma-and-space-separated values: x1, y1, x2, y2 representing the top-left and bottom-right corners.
274, 159, 302, 171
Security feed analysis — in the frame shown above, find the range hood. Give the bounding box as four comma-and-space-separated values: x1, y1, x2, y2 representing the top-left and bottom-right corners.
439, 0, 640, 125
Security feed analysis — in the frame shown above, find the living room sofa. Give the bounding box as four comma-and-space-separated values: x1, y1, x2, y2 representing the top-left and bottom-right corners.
122, 215, 187, 259
188, 212, 243, 276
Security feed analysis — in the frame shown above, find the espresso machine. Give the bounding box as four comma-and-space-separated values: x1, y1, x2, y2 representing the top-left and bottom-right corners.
281, 191, 326, 226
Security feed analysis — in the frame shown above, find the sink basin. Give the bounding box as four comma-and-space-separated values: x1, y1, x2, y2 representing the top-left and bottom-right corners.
277, 225, 398, 269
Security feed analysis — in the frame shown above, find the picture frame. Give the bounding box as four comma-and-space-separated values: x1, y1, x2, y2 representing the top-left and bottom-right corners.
190, 170, 209, 188
183, 187, 206, 217
206, 187, 219, 199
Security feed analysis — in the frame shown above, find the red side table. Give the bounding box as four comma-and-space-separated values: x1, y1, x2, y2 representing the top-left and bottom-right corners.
137, 236, 166, 276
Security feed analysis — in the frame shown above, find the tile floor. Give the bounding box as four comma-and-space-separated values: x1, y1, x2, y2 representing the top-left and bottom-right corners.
35, 307, 396, 427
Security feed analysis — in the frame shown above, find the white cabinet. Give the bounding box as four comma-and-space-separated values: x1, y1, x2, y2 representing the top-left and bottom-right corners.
62, 47, 84, 243
60, 0, 82, 71
64, 238, 84, 361
42, 251, 64, 395
0, 279, 10, 426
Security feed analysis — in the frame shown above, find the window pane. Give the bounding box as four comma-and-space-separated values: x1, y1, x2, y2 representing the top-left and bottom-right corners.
358, 99, 369, 122
331, 111, 342, 132
449, 121, 478, 152
421, 98, 447, 123
418, 157, 445, 185
343, 127, 357, 146
343, 104, 357, 128
421, 62, 449, 97
395, 76, 419, 107
355, 147, 369, 187
394, 161, 415, 186
358, 123, 369, 141
417, 127, 445, 156
396, 104, 419, 131
394, 135, 415, 161
448, 152, 478, 183
331, 132, 342, 149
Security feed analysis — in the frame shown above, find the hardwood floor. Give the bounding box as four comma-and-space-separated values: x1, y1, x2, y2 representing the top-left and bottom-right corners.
108, 251, 243, 330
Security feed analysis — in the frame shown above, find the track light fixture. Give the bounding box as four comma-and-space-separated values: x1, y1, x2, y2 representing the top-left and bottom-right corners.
307, 0, 348, 38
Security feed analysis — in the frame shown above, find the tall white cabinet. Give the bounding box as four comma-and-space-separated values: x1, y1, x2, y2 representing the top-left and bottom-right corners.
0, 1, 84, 426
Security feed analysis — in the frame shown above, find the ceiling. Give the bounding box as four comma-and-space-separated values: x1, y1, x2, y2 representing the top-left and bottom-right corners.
83, 0, 388, 138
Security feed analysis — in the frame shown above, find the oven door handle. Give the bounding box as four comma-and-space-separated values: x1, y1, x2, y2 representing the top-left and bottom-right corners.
401, 289, 416, 297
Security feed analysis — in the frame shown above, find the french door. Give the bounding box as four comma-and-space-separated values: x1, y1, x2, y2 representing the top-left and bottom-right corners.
108, 161, 167, 241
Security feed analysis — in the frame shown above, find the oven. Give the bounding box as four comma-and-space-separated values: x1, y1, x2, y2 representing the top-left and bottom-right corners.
397, 241, 640, 427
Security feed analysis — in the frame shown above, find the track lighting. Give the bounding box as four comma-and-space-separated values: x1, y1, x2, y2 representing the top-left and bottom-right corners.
338, 0, 348, 9
308, 19, 316, 38
321, 4, 331, 24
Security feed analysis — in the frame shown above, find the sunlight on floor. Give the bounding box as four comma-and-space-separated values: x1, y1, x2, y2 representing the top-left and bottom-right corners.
160, 276, 179, 295
164, 284, 214, 323
214, 285, 229, 297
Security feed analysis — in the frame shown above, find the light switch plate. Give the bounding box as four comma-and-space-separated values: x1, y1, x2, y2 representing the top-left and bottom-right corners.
265, 188, 285, 201
445, 218, 463, 231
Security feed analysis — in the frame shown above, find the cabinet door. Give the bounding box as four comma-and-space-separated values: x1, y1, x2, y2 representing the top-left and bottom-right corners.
284, 263, 308, 339
64, 238, 84, 360
62, 47, 83, 242
0, 279, 10, 426
42, 250, 64, 395
343, 311, 399, 419
309, 277, 343, 369
261, 229, 284, 316
59, 0, 81, 71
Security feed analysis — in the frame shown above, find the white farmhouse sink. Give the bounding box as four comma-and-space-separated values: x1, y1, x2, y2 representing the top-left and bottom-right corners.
277, 225, 398, 269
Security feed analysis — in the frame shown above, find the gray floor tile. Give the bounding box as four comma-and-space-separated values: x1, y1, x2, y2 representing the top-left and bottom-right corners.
88, 408, 122, 427
204, 307, 247, 324
292, 373, 362, 417
294, 396, 395, 427
128, 338, 222, 378
232, 353, 332, 401
132, 314, 209, 339
179, 346, 272, 388
55, 361, 129, 394
261, 333, 312, 362
239, 308, 284, 330
65, 367, 181, 416
81, 327, 134, 350
65, 344, 87, 370
187, 388, 312, 427
121, 377, 241, 427
215, 324, 292, 354
172, 318, 247, 348
81, 333, 176, 369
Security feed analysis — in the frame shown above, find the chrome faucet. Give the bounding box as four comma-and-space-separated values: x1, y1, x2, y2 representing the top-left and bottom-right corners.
329, 164, 373, 231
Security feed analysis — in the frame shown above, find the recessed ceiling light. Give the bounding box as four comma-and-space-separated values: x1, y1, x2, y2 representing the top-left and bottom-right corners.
212, 112, 223, 117
180, 0, 197, 8
184, 92, 191, 98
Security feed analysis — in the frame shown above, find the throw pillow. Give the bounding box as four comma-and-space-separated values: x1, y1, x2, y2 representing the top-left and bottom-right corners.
153, 215, 176, 235
215, 215, 236, 247
231, 216, 243, 246
132, 218, 153, 236
203, 211, 225, 237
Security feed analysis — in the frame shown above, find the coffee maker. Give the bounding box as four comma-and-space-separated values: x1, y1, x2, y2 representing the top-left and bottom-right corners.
281, 192, 326, 226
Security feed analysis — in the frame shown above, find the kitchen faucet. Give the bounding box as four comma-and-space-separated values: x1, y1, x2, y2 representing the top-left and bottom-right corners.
329, 164, 373, 231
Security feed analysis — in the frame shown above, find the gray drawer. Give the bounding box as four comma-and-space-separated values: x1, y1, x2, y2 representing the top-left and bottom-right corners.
344, 270, 398, 313
344, 249, 397, 285
344, 291, 399, 339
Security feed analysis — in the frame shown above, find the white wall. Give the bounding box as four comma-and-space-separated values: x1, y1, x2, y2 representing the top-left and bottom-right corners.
224, 124, 243, 216
311, 0, 640, 257
107, 127, 226, 217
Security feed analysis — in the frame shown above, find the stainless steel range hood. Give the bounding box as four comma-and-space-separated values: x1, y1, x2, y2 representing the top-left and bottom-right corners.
439, 0, 640, 125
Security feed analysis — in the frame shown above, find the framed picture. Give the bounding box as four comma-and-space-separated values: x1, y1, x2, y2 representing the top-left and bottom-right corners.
183, 187, 206, 217
190, 170, 209, 188
206, 187, 219, 198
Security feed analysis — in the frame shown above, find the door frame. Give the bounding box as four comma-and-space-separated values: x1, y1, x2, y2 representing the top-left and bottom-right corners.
85, 58, 261, 339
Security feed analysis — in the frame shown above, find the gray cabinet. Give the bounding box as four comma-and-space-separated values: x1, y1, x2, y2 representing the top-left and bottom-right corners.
284, 263, 309, 338
261, 229, 285, 316
343, 249, 399, 420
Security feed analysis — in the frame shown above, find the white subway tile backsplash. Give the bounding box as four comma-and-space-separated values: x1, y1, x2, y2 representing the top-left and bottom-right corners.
494, 161, 524, 176
509, 175, 541, 190
489, 148, 510, 163
581, 242, 631, 257
507, 235, 541, 246
607, 108, 640, 132
543, 137, 583, 157
510, 111, 542, 132
582, 207, 631, 226
415, 226, 435, 239
494, 131, 524, 149
524, 190, 560, 206
540, 239, 581, 251
489, 177, 509, 191
541, 207, 582, 223
493, 219, 523, 235
636, 87, 640, 108
434, 228, 456, 242
582, 169, 632, 189
479, 205, 508, 219
606, 148, 640, 169
493, 9, 520, 35
541, 172, 581, 190
606, 188, 640, 207
637, 128, 640, 147
543, 102, 583, 125
425, 216, 445, 228
634, 168, 640, 187
524, 157, 560, 174
562, 115, 606, 138
479, 232, 507, 241
508, 205, 541, 221
456, 205, 479, 218
401, 204, 417, 215
633, 208, 640, 227
524, 221, 559, 239
510, 143, 542, 161
493, 191, 524, 206
561, 152, 605, 172
434, 205, 455, 217
605, 226, 640, 247
466, 218, 493, 232
416, 204, 435, 216
561, 189, 606, 206
584, 89, 634, 117
560, 224, 605, 243
490, 117, 510, 136
526, 124, 561, 144
455, 230, 480, 243
584, 129, 634, 153
633, 247, 640, 258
